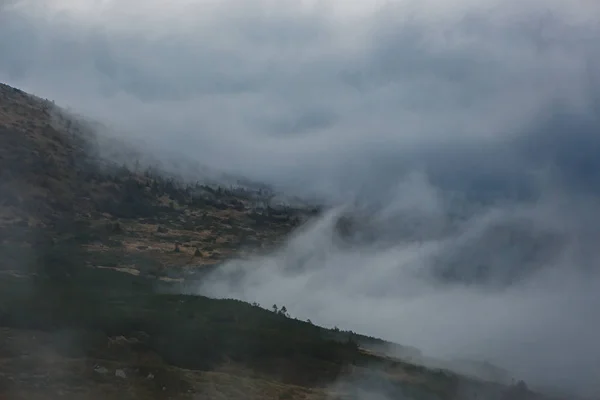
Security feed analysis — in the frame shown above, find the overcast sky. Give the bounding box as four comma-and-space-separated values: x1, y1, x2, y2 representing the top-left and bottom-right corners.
2, 0, 600, 397
2, 0, 600, 201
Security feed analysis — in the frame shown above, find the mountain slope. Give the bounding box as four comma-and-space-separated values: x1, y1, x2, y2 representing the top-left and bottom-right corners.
0, 82, 567, 400
0, 82, 312, 278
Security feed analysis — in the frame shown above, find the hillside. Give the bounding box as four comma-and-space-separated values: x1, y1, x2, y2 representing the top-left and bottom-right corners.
0, 82, 318, 277
0, 82, 566, 400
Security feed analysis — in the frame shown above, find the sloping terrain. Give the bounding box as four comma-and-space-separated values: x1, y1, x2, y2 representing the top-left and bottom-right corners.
0, 82, 566, 400
0, 82, 313, 277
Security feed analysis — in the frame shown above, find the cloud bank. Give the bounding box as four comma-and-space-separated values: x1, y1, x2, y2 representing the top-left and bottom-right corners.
197, 197, 600, 397
2, 0, 600, 397
2, 0, 599, 201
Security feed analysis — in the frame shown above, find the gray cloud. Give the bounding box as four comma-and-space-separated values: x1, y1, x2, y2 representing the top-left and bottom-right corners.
197, 198, 600, 397
2, 0, 599, 202
2, 0, 600, 397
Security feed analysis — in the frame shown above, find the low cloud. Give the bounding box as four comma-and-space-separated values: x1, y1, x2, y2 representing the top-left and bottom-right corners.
2, 0, 600, 397
1, 0, 599, 200
197, 191, 600, 397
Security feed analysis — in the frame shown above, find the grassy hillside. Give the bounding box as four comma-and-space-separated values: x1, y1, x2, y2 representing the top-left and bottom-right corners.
0, 82, 564, 399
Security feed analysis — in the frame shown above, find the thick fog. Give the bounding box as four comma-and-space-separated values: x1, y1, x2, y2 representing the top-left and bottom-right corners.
2, 0, 600, 397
